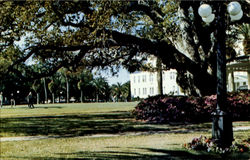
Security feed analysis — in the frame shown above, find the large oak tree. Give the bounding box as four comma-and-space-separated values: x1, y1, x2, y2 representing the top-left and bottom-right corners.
0, 0, 249, 96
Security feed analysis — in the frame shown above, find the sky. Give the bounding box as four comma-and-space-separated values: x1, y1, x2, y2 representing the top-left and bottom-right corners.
95, 67, 130, 85
106, 68, 130, 85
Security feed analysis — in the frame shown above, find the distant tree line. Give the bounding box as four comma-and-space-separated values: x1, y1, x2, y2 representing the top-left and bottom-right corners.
0, 66, 131, 105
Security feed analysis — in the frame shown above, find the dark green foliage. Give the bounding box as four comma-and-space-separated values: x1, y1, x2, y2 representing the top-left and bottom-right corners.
133, 91, 250, 123
1, 1, 249, 96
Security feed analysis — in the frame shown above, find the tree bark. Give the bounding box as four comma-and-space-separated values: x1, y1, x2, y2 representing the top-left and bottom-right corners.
43, 78, 48, 103
80, 90, 83, 103
52, 93, 55, 104
66, 76, 69, 103
96, 92, 99, 102
36, 93, 39, 104
156, 57, 163, 95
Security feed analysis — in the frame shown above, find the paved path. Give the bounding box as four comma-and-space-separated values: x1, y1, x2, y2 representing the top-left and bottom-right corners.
233, 126, 250, 131
1, 126, 250, 142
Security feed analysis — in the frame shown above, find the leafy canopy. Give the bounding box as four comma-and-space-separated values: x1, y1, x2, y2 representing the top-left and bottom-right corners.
0, 0, 249, 96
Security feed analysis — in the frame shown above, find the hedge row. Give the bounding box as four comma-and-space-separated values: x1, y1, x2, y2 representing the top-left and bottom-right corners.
132, 91, 249, 123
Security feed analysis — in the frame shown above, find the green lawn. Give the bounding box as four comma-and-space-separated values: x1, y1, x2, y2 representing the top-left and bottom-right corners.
0, 102, 138, 118
0, 102, 249, 159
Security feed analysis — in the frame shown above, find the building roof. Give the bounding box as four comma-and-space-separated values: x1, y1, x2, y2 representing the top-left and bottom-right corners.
227, 55, 250, 72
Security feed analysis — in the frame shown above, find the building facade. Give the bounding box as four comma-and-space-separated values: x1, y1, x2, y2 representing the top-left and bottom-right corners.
227, 56, 250, 92
227, 32, 250, 91
130, 69, 184, 99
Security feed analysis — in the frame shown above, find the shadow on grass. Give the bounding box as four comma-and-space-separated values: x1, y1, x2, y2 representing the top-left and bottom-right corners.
3, 148, 250, 160
35, 106, 64, 109
15, 106, 64, 109
55, 149, 216, 160
0, 111, 212, 137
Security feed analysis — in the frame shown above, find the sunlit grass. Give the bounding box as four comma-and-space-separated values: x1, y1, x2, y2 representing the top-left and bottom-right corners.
0, 102, 249, 159
1, 131, 249, 159
0, 102, 138, 118
1, 132, 205, 159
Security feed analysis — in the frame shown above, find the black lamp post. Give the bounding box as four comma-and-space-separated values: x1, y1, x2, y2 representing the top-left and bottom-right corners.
198, 2, 243, 148
212, 3, 233, 148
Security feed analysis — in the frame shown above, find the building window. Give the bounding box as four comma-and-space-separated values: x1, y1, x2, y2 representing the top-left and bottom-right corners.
149, 74, 153, 82
134, 76, 136, 83
149, 87, 154, 95
138, 88, 141, 95
142, 75, 146, 82
138, 76, 140, 83
143, 88, 147, 95
172, 86, 175, 92
170, 72, 176, 80
134, 88, 136, 95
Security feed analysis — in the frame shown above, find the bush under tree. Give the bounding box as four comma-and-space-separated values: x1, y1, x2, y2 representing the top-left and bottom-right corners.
132, 91, 249, 123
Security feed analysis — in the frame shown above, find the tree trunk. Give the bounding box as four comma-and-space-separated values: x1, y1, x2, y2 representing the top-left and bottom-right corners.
156, 57, 163, 95
43, 78, 48, 103
243, 38, 249, 55
36, 93, 39, 104
66, 76, 69, 103
175, 68, 217, 97
52, 93, 55, 104
80, 90, 83, 103
96, 91, 99, 102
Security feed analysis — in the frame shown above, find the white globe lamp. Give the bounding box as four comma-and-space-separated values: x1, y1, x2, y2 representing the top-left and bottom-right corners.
198, 4, 212, 18
227, 1, 241, 16
230, 10, 243, 21
202, 14, 215, 23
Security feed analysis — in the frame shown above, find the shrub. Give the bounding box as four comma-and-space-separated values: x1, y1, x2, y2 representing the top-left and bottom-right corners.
132, 91, 249, 123
227, 92, 250, 121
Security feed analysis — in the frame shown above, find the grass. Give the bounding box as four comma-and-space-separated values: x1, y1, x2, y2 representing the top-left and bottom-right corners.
0, 102, 249, 159
1, 131, 250, 159
0, 102, 138, 118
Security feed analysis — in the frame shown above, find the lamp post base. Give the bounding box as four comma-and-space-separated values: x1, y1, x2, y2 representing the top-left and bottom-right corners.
212, 110, 233, 148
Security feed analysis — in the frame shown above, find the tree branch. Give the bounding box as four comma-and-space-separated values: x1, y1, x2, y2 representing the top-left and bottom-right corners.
125, 2, 164, 24
106, 29, 202, 76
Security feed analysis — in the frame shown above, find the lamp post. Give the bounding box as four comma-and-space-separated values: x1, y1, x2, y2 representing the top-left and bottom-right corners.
198, 2, 243, 148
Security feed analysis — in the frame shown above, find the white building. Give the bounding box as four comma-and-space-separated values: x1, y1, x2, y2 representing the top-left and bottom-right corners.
233, 73, 248, 90
227, 57, 249, 91
130, 54, 249, 99
226, 29, 250, 91
130, 69, 184, 99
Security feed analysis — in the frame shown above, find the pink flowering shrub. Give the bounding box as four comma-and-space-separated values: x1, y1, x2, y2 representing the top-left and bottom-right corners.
132, 91, 249, 123
227, 92, 250, 120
